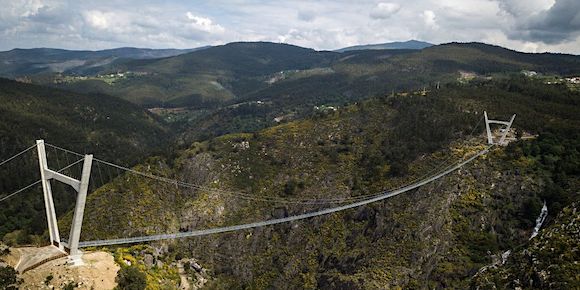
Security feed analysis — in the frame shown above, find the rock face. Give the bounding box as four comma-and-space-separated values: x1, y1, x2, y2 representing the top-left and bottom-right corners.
472, 202, 580, 289
144, 254, 154, 267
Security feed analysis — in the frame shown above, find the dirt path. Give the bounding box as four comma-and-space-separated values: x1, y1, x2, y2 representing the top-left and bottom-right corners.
177, 262, 191, 289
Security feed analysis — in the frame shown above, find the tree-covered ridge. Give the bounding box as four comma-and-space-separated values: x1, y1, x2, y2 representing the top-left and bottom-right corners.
24, 41, 580, 109
108, 42, 580, 145
0, 47, 201, 77
49, 42, 339, 106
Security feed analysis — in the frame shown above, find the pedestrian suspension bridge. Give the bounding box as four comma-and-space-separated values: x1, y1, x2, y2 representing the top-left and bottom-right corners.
0, 112, 515, 265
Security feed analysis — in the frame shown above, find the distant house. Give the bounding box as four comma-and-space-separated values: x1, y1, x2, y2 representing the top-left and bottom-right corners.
521, 70, 538, 77
314, 105, 337, 112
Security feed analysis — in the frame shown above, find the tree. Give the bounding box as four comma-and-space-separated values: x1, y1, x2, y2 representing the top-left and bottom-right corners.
0, 265, 20, 290
115, 266, 147, 290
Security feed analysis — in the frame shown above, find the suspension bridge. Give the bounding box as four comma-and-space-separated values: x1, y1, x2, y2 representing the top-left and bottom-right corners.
0, 112, 515, 267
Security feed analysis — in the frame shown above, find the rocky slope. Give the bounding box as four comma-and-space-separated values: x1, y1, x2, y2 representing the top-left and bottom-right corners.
63, 77, 579, 288
472, 202, 580, 289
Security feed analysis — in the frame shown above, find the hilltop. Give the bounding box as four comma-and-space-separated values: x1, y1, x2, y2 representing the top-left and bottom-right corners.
0, 47, 204, 77
335, 40, 433, 52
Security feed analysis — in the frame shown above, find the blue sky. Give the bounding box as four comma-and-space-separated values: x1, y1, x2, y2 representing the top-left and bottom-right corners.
1, 0, 579, 53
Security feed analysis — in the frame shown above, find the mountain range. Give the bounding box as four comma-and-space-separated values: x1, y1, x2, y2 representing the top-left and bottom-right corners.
0, 40, 579, 289
0, 46, 208, 77
1, 41, 577, 112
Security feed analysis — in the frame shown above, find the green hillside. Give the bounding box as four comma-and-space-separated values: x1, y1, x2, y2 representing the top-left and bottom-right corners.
70, 77, 579, 288
0, 78, 171, 241
0, 47, 200, 77
40, 42, 580, 147
168, 44, 580, 142
1, 43, 579, 288
52, 42, 339, 106
42, 42, 580, 110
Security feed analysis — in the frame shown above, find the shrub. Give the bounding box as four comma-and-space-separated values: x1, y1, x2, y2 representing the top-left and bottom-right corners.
115, 266, 147, 290
63, 281, 78, 290
44, 274, 54, 285
0, 265, 20, 290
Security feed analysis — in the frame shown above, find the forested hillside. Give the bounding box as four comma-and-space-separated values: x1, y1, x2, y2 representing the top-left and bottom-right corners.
69, 77, 579, 288
40, 41, 580, 109
0, 47, 200, 77
51, 42, 339, 106
6, 42, 580, 147
0, 78, 170, 242
1, 42, 579, 289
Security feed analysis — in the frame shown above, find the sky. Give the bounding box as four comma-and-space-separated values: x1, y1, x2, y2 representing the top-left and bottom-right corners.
1, 0, 579, 54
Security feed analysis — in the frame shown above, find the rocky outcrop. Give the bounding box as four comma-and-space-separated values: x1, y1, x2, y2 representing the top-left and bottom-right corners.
472, 202, 580, 289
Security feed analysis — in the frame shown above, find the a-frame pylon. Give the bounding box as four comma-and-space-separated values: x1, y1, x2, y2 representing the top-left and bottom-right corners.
36, 140, 92, 265
484, 111, 516, 146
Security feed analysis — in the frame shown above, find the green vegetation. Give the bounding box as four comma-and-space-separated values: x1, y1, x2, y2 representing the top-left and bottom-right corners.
112, 245, 180, 290
44, 274, 54, 285
12, 42, 580, 149
46, 42, 337, 107
74, 75, 579, 288
472, 202, 580, 289
115, 266, 147, 290
34, 42, 580, 111
0, 77, 170, 243
0, 265, 20, 289
1, 42, 579, 288
161, 43, 580, 144
63, 281, 79, 290
0, 47, 196, 77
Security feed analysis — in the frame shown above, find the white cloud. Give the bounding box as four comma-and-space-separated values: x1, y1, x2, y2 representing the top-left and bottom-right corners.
84, 10, 111, 30
370, 2, 401, 19
277, 27, 358, 50
297, 10, 316, 22
19, 0, 46, 17
421, 10, 438, 29
185, 12, 225, 34
0, 0, 578, 53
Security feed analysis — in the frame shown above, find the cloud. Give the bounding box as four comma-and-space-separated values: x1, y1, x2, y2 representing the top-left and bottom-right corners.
19, 0, 46, 17
421, 10, 438, 29
84, 10, 111, 30
497, 0, 554, 17
277, 27, 358, 50
498, 0, 580, 44
0, 0, 579, 54
297, 10, 316, 22
185, 12, 225, 34
370, 2, 401, 19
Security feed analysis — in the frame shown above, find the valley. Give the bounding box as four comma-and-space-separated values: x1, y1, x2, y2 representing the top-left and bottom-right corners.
1, 41, 579, 289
